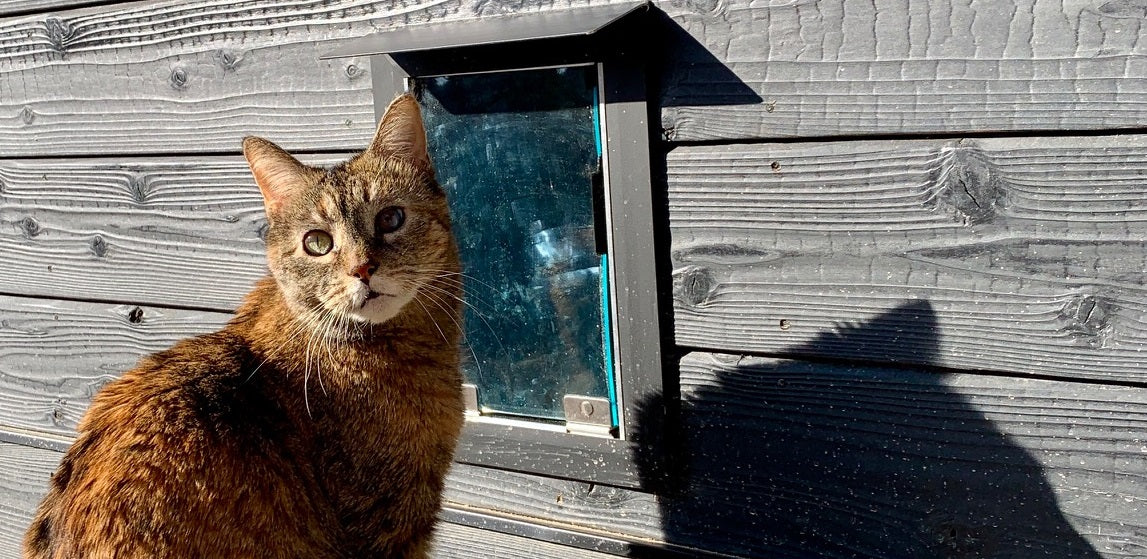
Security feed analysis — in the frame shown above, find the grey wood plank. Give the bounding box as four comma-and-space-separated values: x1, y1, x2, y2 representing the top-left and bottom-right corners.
0, 295, 227, 438
0, 445, 620, 559
656, 350, 1147, 558
0, 442, 56, 558
0, 0, 626, 157
659, 0, 1147, 141
670, 135, 1147, 382
0, 0, 100, 17
442, 463, 663, 542
7, 1, 1142, 152
0, 156, 346, 310
432, 522, 617, 559
4, 297, 1145, 559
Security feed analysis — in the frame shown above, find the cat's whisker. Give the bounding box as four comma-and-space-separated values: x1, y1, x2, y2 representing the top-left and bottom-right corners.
413, 287, 483, 379
422, 269, 501, 293
417, 281, 510, 366
417, 270, 502, 310
412, 296, 448, 344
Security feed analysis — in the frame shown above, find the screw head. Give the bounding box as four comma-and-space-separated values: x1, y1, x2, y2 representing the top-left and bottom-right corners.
580, 400, 595, 417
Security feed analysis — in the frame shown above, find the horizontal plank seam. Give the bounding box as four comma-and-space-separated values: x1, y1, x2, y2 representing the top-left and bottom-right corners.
676, 345, 1147, 390
665, 125, 1147, 148
0, 0, 116, 18
0, 290, 237, 316
0, 148, 358, 163
0, 426, 71, 452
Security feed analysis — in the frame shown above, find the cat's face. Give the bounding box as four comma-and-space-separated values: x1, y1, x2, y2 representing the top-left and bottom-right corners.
243, 95, 457, 328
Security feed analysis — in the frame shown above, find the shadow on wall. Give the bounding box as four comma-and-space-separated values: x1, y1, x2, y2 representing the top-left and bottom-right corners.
636, 300, 1101, 558
651, 8, 763, 108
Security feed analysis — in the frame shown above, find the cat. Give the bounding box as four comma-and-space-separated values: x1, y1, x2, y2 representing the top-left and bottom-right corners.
23, 94, 465, 559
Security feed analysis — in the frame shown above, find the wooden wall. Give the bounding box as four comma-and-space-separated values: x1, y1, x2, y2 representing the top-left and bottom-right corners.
2, 1, 1145, 558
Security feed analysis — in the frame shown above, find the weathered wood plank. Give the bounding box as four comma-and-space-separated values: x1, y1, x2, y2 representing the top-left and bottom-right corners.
432, 522, 617, 559
5, 294, 1145, 558
661, 351, 1147, 558
0, 156, 350, 310
0, 442, 57, 557
0, 0, 100, 18
659, 0, 1147, 140
0, 0, 629, 157
670, 135, 1147, 382
0, 295, 227, 439
443, 463, 663, 543
0, 445, 619, 559
5, 1, 1144, 153
0, 40, 377, 156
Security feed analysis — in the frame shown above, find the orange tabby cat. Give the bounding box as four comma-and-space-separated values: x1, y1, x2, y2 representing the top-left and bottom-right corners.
24, 94, 464, 558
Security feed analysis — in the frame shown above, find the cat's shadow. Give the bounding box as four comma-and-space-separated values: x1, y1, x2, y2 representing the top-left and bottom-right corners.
636, 300, 1102, 558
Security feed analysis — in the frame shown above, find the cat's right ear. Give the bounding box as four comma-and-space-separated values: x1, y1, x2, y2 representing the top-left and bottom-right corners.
243, 137, 310, 217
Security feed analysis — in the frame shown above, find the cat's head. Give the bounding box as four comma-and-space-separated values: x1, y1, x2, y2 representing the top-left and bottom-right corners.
243, 94, 457, 328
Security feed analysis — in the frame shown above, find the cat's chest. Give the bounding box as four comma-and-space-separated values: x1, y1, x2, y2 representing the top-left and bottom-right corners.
312, 369, 461, 473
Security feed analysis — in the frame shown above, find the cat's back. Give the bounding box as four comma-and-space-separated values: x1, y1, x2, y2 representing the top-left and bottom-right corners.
24, 331, 341, 559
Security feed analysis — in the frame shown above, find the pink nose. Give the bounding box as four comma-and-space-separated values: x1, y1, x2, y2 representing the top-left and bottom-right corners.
351, 263, 376, 282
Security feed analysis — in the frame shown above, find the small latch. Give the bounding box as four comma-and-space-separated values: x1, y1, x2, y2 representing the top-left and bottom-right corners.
563, 395, 612, 436
462, 384, 480, 417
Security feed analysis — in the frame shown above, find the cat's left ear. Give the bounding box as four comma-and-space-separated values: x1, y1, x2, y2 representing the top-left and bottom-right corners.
367, 94, 431, 168
243, 137, 313, 217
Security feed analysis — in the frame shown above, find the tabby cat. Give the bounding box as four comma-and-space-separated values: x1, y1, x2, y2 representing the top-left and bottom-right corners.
24, 94, 464, 558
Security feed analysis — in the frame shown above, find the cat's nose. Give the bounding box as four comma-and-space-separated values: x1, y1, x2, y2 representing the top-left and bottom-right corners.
351, 263, 377, 283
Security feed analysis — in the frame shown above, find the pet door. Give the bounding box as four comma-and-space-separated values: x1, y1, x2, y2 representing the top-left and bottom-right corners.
413, 66, 617, 430
322, 2, 665, 487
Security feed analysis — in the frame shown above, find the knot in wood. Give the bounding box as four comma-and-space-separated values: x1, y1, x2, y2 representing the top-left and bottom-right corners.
1097, 0, 1147, 18
20, 106, 36, 125
127, 306, 145, 324
20, 216, 41, 237
674, 266, 715, 306
44, 17, 74, 52
1059, 294, 1114, 349
216, 49, 242, 71
127, 173, 149, 204
660, 110, 678, 141
170, 67, 189, 89
51, 400, 67, 425
937, 142, 1001, 226
90, 235, 108, 257
345, 63, 365, 80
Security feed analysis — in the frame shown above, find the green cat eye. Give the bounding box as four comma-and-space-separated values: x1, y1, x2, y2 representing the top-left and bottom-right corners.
302, 230, 333, 256
376, 206, 405, 234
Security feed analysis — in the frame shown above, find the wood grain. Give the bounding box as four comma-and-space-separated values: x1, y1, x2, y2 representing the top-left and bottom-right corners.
0, 0, 627, 157
0, 446, 620, 559
6, 0, 1143, 152
663, 351, 1147, 558
443, 463, 663, 542
670, 135, 1147, 382
4, 322, 1145, 558
0, 0, 98, 17
432, 523, 616, 559
0, 442, 57, 557
659, 0, 1147, 141
0, 295, 227, 439
0, 156, 345, 310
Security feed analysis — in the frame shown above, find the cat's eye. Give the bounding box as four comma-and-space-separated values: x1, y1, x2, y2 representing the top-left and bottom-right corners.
376, 206, 405, 234
302, 230, 333, 256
